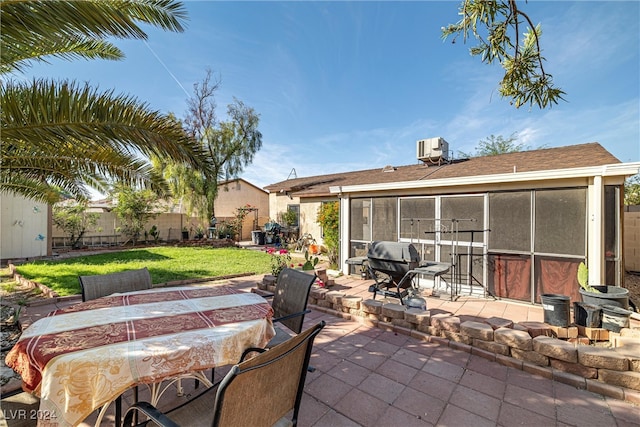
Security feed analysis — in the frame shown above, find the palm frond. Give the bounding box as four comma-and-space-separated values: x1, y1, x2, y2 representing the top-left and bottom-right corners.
0, 0, 187, 74
1, 79, 206, 202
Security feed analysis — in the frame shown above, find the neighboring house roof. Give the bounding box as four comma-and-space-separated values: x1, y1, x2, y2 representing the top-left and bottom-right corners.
219, 178, 269, 195
264, 142, 621, 198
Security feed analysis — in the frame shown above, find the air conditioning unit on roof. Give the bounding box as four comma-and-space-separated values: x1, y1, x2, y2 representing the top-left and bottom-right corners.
417, 137, 449, 162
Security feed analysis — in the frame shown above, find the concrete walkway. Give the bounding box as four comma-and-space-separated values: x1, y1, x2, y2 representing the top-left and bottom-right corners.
3, 274, 639, 427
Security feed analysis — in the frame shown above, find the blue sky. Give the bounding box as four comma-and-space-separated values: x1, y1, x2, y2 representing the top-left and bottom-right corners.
18, 1, 640, 190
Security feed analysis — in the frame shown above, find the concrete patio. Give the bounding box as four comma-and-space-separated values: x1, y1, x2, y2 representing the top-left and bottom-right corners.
2, 273, 639, 427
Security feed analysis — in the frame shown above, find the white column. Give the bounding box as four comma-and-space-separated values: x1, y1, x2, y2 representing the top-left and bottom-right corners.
588, 175, 604, 286
339, 193, 350, 274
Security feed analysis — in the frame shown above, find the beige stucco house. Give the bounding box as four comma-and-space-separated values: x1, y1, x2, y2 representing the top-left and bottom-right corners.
265, 142, 640, 305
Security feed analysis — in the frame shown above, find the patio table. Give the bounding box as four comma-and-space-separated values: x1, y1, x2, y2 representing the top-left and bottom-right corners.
5, 285, 275, 427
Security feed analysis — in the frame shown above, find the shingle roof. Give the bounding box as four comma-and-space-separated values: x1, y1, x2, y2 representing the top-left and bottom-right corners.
263, 143, 621, 197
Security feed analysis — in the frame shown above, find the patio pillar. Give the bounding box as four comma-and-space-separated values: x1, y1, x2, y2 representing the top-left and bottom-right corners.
588, 174, 604, 287
339, 192, 350, 274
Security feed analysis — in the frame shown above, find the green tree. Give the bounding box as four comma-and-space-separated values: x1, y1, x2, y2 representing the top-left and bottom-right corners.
626, 175, 640, 206
443, 0, 566, 109
460, 133, 530, 158
112, 187, 161, 246
0, 0, 207, 204
317, 201, 340, 269
163, 69, 263, 222
52, 201, 100, 249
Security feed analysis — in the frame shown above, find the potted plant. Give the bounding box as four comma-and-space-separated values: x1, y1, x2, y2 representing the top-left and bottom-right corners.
301, 250, 319, 271
577, 262, 630, 309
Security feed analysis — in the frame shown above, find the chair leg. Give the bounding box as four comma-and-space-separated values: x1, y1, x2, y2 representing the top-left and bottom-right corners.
115, 395, 122, 427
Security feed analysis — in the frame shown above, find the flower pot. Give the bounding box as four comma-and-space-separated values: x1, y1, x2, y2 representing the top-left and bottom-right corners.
601, 304, 631, 332
579, 286, 629, 309
573, 301, 602, 328
541, 294, 570, 327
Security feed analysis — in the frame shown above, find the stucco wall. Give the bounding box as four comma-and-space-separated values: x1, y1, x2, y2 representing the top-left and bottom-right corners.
0, 194, 50, 260
624, 209, 640, 272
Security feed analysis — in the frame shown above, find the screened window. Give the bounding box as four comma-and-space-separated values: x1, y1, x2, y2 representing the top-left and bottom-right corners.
489, 192, 531, 251
440, 196, 484, 243
350, 199, 371, 241
399, 198, 435, 240
372, 197, 397, 241
534, 188, 586, 256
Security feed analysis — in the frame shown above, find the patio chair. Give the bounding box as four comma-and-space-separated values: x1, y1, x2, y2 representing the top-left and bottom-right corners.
78, 267, 152, 427
123, 321, 325, 427
267, 267, 316, 348
78, 267, 152, 302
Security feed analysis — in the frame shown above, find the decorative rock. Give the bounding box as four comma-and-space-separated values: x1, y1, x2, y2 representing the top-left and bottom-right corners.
461, 321, 494, 341
263, 275, 276, 287
578, 346, 630, 371
442, 330, 472, 345
361, 299, 382, 315
430, 312, 452, 328
472, 338, 510, 356
576, 325, 609, 341
494, 328, 533, 351
391, 319, 413, 329
550, 359, 598, 379
381, 303, 405, 319
439, 316, 461, 333
519, 322, 554, 338
422, 325, 440, 335
621, 328, 640, 338
597, 369, 640, 391
316, 300, 332, 309
309, 287, 329, 300
567, 337, 591, 346
325, 290, 345, 305
548, 325, 579, 339
341, 295, 362, 310
486, 317, 514, 330
404, 308, 430, 326
533, 336, 578, 363
511, 348, 550, 367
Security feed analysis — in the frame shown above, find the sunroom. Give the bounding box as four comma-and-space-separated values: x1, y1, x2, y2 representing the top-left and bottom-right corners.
333, 161, 639, 304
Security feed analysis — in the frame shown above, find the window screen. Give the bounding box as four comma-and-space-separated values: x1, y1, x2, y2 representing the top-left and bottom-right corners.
534, 188, 586, 256
372, 197, 397, 241
489, 192, 531, 251
399, 198, 435, 240
440, 196, 484, 242
350, 199, 370, 241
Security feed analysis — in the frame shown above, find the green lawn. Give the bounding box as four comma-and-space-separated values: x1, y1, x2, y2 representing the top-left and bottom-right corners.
15, 247, 275, 297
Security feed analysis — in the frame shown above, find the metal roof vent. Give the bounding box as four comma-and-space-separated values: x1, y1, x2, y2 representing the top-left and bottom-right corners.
382, 165, 396, 172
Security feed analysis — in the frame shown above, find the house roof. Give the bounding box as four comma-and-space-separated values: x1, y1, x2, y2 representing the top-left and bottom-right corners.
263, 143, 622, 198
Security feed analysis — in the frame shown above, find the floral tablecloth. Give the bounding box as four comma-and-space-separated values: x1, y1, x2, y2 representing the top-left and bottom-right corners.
5, 285, 275, 427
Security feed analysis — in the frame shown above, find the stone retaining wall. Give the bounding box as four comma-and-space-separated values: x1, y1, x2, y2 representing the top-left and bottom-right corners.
258, 275, 640, 405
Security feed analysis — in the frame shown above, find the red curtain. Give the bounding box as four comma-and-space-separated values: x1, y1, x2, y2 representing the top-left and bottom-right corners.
488, 254, 531, 301
535, 257, 581, 303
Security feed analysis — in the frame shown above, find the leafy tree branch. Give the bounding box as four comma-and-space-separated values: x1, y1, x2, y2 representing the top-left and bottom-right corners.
442, 0, 566, 109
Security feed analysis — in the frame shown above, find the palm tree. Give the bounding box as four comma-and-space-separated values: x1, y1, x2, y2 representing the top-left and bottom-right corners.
0, 0, 208, 203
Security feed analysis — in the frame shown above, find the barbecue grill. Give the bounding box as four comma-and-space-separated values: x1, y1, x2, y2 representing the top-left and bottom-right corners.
350, 241, 450, 304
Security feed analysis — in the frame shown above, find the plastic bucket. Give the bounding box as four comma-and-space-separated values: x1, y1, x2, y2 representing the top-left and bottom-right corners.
541, 294, 570, 327
573, 301, 602, 328
601, 304, 631, 332
579, 286, 629, 309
